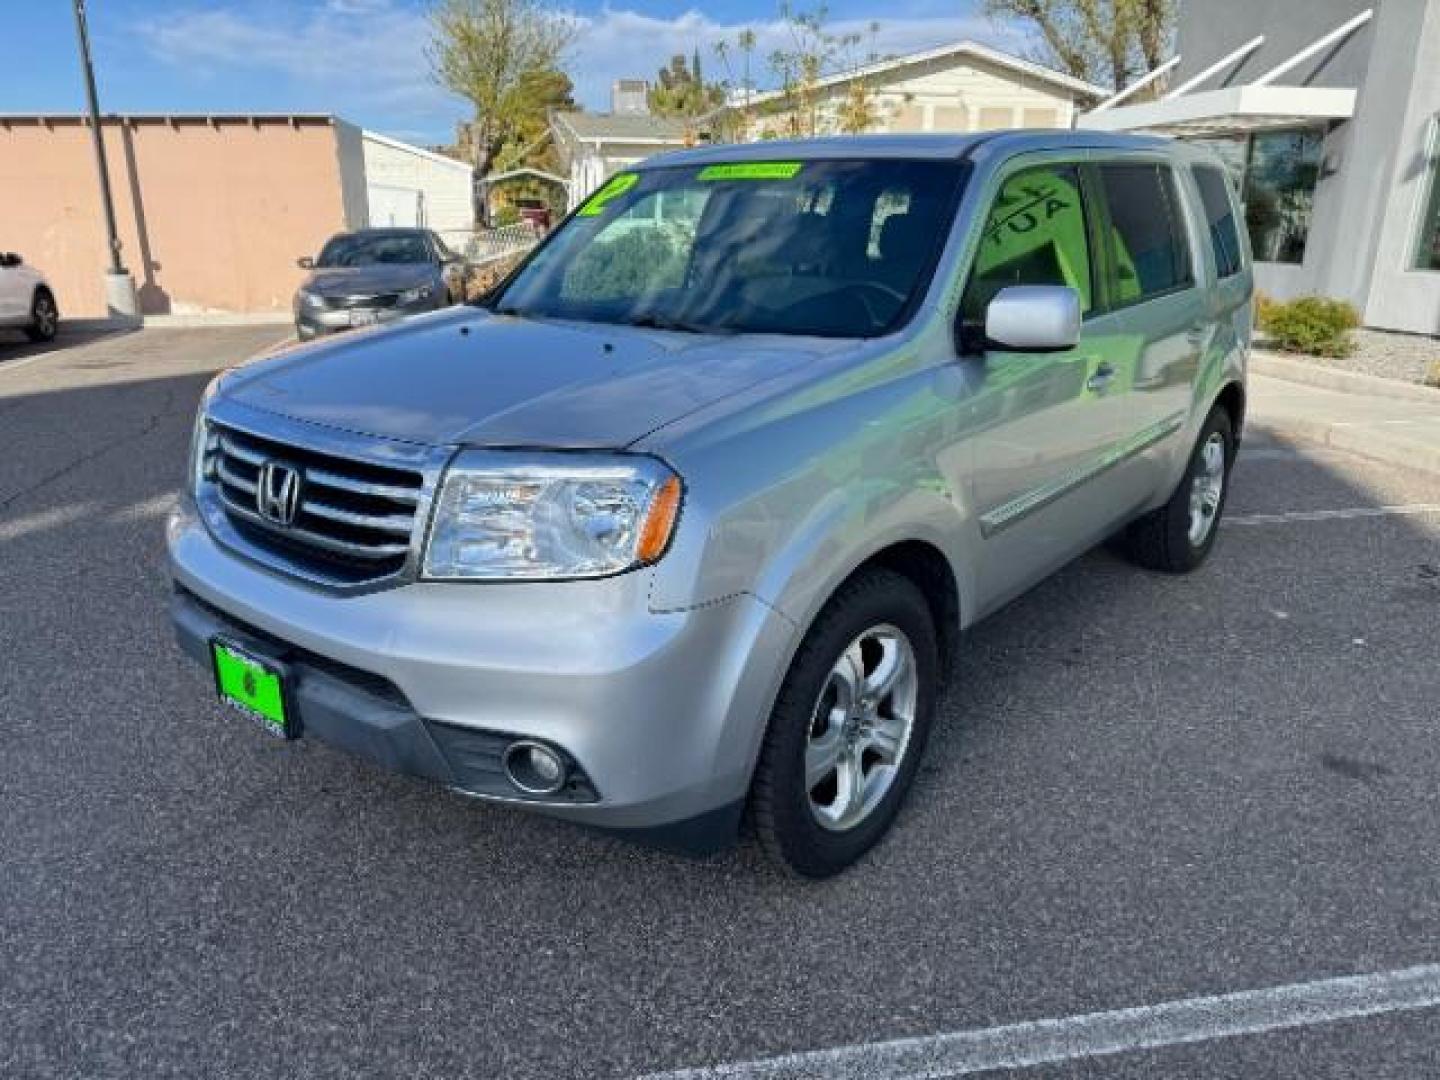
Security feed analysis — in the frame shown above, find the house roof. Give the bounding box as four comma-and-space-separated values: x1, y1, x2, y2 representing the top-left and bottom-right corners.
735, 40, 1106, 108
552, 111, 693, 146
361, 129, 473, 174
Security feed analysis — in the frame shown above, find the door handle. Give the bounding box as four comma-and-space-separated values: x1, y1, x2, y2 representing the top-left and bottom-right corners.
1085, 361, 1116, 392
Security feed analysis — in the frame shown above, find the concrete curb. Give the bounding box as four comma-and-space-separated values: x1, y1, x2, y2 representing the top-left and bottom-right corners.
1251, 350, 1439, 403
61, 312, 293, 333
1253, 417, 1440, 477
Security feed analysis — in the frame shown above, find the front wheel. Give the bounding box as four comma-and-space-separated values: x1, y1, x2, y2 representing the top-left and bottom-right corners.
751, 568, 939, 878
25, 289, 58, 343
1118, 406, 1234, 573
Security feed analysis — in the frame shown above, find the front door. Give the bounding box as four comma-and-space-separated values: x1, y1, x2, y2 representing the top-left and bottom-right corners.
955, 159, 1136, 616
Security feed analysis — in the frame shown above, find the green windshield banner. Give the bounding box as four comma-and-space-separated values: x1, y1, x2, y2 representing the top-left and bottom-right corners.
577, 173, 639, 216
698, 162, 803, 181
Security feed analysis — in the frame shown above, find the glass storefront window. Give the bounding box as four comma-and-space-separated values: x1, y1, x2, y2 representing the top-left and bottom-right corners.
1187, 136, 1248, 190
1242, 129, 1324, 264
1413, 122, 1440, 271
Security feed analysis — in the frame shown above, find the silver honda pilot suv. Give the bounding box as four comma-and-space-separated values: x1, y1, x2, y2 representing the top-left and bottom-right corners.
170, 132, 1251, 877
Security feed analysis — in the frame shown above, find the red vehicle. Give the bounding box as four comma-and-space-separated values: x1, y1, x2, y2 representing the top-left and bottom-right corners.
513, 199, 552, 233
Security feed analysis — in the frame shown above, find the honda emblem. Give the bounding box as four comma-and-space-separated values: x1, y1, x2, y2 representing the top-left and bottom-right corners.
256, 461, 302, 526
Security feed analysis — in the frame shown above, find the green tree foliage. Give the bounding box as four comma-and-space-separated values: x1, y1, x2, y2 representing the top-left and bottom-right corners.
648, 53, 726, 119
428, 0, 576, 179
983, 0, 1176, 93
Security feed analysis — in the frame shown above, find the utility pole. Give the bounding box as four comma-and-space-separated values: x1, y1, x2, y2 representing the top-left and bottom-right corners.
71, 0, 139, 320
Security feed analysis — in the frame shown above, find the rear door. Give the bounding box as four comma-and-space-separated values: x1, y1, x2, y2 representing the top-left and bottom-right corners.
1090, 160, 1207, 500
958, 157, 1138, 614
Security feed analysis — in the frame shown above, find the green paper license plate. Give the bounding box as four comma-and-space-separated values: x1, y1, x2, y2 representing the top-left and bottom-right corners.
212, 639, 293, 739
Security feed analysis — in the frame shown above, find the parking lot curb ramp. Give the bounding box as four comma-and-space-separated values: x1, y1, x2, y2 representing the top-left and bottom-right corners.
1250, 371, 1440, 477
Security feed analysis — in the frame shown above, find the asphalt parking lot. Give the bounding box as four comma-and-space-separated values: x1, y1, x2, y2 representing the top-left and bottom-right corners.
3, 328, 1439, 1079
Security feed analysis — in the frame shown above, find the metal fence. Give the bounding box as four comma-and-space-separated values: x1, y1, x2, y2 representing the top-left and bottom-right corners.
437, 223, 542, 266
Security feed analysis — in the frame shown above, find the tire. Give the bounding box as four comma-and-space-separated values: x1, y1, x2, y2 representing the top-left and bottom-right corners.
25, 289, 58, 343
751, 568, 939, 878
1119, 406, 1234, 573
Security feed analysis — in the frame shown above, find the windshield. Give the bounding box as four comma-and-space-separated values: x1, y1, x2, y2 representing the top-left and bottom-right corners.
317, 233, 432, 267
491, 159, 967, 337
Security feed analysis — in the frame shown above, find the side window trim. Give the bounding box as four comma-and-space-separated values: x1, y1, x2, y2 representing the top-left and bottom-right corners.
1159, 165, 1198, 290
1078, 162, 1118, 316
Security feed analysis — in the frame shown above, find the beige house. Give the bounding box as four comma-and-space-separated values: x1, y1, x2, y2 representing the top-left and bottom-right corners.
0, 113, 473, 318
550, 110, 694, 203
737, 40, 1104, 139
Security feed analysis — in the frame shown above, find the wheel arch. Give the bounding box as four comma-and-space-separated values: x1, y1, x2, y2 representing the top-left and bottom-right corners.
844, 540, 961, 683
1214, 379, 1246, 443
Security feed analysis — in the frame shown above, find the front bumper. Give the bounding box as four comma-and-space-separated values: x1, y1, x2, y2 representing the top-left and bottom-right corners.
167, 499, 797, 849
295, 295, 440, 339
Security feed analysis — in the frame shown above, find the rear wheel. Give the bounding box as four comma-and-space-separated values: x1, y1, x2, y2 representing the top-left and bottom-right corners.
1119, 406, 1234, 573
751, 568, 939, 878
25, 289, 58, 343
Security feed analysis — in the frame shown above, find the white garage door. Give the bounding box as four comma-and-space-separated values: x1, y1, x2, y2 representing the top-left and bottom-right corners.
369, 184, 425, 228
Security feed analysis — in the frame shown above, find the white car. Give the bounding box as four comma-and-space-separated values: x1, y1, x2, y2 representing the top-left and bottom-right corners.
0, 251, 59, 342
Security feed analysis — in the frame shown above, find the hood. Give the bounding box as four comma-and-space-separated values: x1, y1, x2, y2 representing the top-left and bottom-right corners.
302, 263, 437, 295
223, 307, 851, 449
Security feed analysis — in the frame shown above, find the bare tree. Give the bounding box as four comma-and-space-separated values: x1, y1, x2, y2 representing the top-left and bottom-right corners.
767, 3, 868, 137
428, 0, 576, 185
984, 0, 1175, 93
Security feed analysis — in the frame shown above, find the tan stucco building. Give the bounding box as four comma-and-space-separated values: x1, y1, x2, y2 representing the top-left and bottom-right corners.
0, 113, 473, 318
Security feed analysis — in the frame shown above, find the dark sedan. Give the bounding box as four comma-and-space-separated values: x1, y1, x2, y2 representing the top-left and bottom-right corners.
293, 228, 469, 340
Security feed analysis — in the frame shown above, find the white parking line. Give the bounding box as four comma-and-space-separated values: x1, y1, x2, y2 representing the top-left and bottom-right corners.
640, 964, 1440, 1079
1226, 504, 1440, 526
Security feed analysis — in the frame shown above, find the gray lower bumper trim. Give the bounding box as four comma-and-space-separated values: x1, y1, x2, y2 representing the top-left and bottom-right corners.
172, 588, 458, 786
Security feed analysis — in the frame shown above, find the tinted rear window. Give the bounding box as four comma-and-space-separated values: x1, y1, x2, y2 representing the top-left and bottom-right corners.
1192, 165, 1244, 278
1098, 164, 1193, 305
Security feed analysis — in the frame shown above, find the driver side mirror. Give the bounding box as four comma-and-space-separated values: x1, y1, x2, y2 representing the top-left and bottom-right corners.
296, 256, 315, 269
0, 252, 22, 268
984, 285, 1080, 352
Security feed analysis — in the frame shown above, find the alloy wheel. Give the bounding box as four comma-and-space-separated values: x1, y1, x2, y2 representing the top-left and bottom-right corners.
33, 297, 57, 338
805, 623, 918, 832
1188, 431, 1226, 546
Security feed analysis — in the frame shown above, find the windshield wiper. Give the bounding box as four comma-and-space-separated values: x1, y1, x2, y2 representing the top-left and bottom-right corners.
624, 313, 728, 334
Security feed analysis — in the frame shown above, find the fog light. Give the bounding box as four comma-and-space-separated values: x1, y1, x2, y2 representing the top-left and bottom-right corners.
503, 740, 569, 796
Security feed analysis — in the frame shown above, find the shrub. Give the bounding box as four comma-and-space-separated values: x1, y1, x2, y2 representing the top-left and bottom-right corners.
1259, 295, 1360, 358
1254, 290, 1279, 329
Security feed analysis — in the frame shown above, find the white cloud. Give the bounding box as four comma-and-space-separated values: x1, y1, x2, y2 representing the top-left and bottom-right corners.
137, 2, 451, 123
138, 1, 1028, 141
566, 7, 1027, 107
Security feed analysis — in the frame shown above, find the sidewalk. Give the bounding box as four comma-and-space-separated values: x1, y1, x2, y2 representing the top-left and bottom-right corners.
1249, 372, 1440, 475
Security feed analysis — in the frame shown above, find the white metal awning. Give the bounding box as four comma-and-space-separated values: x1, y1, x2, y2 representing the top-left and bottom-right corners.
1078, 84, 1357, 136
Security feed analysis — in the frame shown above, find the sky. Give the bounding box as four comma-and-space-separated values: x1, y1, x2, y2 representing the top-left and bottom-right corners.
7, 0, 1029, 148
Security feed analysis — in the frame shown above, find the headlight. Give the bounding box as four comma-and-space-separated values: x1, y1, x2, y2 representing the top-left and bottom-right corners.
188, 373, 226, 495
399, 284, 434, 304
298, 289, 324, 308
423, 452, 683, 580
